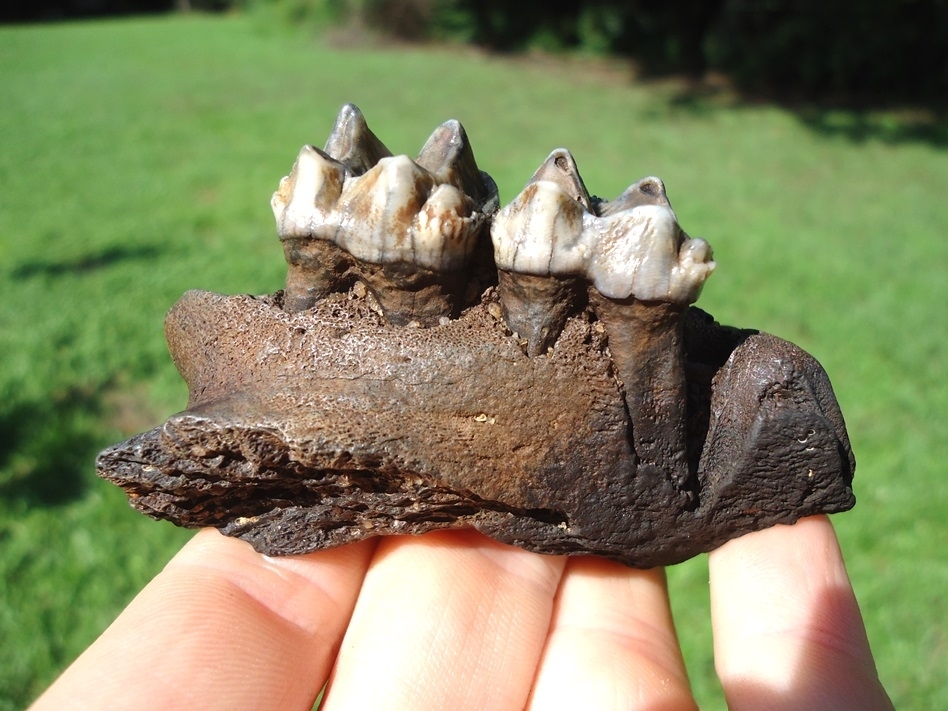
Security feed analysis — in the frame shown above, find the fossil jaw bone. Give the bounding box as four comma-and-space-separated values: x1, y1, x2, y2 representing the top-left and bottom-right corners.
491, 150, 715, 490
272, 104, 497, 323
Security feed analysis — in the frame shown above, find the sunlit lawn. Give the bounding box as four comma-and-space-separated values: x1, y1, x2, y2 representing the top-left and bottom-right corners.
1, 13, 945, 709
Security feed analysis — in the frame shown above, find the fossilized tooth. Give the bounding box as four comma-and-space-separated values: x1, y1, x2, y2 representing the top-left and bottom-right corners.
591, 180, 713, 492
271, 106, 496, 322
416, 118, 500, 214
322, 103, 392, 176
490, 149, 591, 355
493, 153, 715, 489
96, 108, 858, 568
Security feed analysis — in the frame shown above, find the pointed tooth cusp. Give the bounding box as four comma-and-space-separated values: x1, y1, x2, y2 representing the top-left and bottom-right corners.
528, 148, 592, 211
323, 103, 393, 176
416, 119, 499, 214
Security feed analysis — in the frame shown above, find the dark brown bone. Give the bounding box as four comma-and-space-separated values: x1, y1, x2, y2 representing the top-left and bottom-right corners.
96, 108, 856, 568
97, 293, 855, 568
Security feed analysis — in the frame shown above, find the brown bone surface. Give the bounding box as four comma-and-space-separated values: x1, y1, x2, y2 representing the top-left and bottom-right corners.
97, 105, 855, 568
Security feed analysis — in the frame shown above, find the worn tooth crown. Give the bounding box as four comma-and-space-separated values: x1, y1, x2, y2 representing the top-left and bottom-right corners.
491, 151, 715, 304
271, 145, 347, 239
272, 106, 491, 273
335, 155, 482, 270
598, 176, 672, 215
528, 148, 592, 210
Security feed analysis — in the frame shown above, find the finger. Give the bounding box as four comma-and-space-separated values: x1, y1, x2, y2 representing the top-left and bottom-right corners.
30, 529, 376, 711
710, 515, 894, 711
321, 529, 566, 711
527, 558, 697, 711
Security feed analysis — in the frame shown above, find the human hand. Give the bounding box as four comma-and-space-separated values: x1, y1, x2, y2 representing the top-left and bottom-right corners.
30, 515, 893, 710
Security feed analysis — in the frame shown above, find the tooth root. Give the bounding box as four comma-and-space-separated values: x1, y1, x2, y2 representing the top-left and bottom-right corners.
590, 293, 693, 493
273, 146, 352, 312
496, 271, 583, 356
528, 148, 592, 211
416, 119, 499, 214
598, 176, 672, 216
282, 240, 356, 313
323, 103, 392, 176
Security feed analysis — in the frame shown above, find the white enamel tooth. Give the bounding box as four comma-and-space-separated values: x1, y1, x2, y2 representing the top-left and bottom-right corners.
274, 108, 496, 319
323, 103, 392, 175
272, 145, 347, 239
412, 183, 481, 271
491, 158, 591, 356
494, 181, 713, 305
528, 148, 592, 211
334, 155, 436, 264
492, 180, 587, 275
584, 204, 683, 302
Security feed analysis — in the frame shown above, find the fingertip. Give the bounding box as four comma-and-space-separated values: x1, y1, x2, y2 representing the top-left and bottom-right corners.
709, 516, 893, 711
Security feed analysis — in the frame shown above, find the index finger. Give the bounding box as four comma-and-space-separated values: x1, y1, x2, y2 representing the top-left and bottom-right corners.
709, 515, 893, 711
30, 529, 376, 711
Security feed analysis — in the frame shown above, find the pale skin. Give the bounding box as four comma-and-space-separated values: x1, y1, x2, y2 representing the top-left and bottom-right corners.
31, 516, 893, 711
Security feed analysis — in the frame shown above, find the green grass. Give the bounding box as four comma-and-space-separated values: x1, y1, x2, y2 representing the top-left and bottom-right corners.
1, 14, 946, 709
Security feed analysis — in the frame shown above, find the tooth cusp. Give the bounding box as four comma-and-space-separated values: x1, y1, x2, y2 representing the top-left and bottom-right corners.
323, 103, 392, 175
492, 180, 714, 305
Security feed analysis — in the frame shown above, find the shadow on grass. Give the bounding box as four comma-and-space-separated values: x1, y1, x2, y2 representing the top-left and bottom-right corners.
663, 83, 948, 148
0, 387, 107, 506
11, 244, 164, 280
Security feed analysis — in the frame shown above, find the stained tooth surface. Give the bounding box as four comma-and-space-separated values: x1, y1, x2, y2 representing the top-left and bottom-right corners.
272, 106, 495, 321
272, 146, 353, 311
493, 178, 714, 304
528, 148, 592, 210
271, 145, 347, 238
599, 176, 672, 215
322, 103, 392, 175
416, 119, 497, 212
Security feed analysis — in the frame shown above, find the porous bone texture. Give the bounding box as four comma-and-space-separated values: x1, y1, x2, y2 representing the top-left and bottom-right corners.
97, 290, 855, 568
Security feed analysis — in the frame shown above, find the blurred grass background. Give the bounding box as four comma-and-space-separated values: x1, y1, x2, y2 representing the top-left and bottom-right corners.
1, 13, 945, 709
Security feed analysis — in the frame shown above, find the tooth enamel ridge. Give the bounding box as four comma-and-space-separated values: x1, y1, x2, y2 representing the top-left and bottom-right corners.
97, 106, 857, 569
491, 157, 716, 305
272, 104, 498, 320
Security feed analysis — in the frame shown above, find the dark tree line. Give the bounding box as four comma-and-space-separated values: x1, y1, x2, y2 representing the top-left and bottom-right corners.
5, 0, 946, 106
